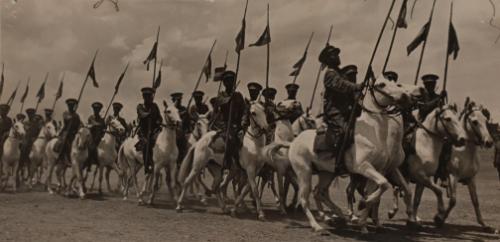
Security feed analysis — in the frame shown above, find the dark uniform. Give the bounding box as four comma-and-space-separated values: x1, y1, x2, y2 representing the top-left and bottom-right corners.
56, 99, 82, 163
172, 92, 190, 164
188, 91, 210, 128
242, 82, 263, 131
0, 104, 13, 158
213, 70, 246, 168
137, 87, 163, 174
16, 113, 26, 122
262, 87, 277, 145
316, 45, 363, 174
87, 102, 106, 166
106, 102, 129, 148
283, 83, 304, 123
20, 109, 43, 166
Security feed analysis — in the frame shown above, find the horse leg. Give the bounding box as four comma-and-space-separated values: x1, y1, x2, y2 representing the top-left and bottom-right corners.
45, 161, 56, 194
296, 163, 324, 232
72, 161, 85, 199
442, 174, 457, 223
207, 163, 228, 214
176, 165, 202, 211
105, 166, 113, 193
419, 176, 446, 227
317, 173, 347, 224
388, 169, 417, 226
13, 162, 19, 193
246, 166, 265, 221
467, 177, 497, 233
97, 165, 104, 195
147, 165, 161, 205
90, 165, 98, 191
276, 173, 287, 215
346, 177, 359, 222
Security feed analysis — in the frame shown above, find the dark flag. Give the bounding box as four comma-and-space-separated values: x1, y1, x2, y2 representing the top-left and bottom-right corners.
213, 66, 226, 82
448, 22, 460, 60
87, 61, 99, 88
367, 65, 376, 82
290, 49, 307, 76
203, 54, 212, 82
36, 81, 46, 102
7, 85, 18, 105
0, 64, 4, 99
55, 80, 63, 101
115, 63, 129, 93
249, 25, 271, 47
235, 19, 246, 53
20, 81, 29, 103
153, 66, 161, 89
143, 42, 158, 71
397, 0, 408, 29
407, 22, 430, 55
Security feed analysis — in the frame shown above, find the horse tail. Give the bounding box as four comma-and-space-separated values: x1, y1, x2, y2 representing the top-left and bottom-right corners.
178, 146, 195, 184
265, 142, 290, 164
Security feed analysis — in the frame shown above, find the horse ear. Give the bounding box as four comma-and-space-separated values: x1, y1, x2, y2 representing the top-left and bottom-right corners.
163, 100, 169, 108
482, 108, 491, 120
464, 97, 470, 109
13, 118, 17, 123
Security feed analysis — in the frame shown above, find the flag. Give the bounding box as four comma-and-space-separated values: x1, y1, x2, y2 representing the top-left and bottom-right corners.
20, 82, 29, 103
397, 0, 408, 29
153, 68, 161, 89
407, 22, 430, 55
87, 61, 98, 87
36, 81, 46, 102
0, 65, 4, 99
249, 25, 271, 47
367, 65, 375, 82
7, 85, 18, 105
448, 22, 460, 60
55, 80, 63, 101
235, 18, 246, 53
213, 66, 226, 82
143, 41, 158, 71
289, 52, 307, 76
115, 63, 129, 93
203, 54, 212, 82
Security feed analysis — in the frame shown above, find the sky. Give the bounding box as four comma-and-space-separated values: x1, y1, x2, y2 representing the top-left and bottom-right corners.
1, 0, 500, 121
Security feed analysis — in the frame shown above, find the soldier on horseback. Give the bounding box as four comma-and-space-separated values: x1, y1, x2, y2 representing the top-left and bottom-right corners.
282, 83, 304, 123
0, 104, 13, 158
21, 108, 43, 168
315, 45, 363, 174
56, 98, 82, 163
262, 87, 277, 144
171, 92, 190, 164
88, 102, 106, 166
136, 87, 162, 174
188, 91, 209, 127
242, 82, 262, 131
106, 102, 129, 148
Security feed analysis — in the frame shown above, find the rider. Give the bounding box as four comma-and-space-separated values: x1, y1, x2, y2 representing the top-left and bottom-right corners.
56, 98, 82, 163
283, 83, 304, 123
188, 90, 210, 127
0, 104, 13, 158
316, 45, 363, 174
213, 70, 246, 168
21, 108, 43, 166
106, 102, 129, 148
136, 87, 163, 174
262, 87, 277, 145
242, 82, 263, 131
171, 92, 190, 164
88, 102, 106, 166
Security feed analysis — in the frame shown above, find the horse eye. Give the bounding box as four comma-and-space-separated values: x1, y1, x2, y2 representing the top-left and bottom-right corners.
472, 120, 479, 125
251, 111, 256, 116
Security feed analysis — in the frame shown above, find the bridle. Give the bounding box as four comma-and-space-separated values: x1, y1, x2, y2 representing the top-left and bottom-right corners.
75, 126, 91, 150
37, 123, 57, 140
105, 120, 125, 138
246, 104, 267, 139
361, 82, 401, 116
462, 108, 487, 146
416, 106, 459, 143
9, 124, 24, 140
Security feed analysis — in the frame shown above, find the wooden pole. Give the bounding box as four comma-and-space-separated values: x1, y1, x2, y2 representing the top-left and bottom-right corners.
413, 0, 437, 85
443, 1, 454, 93
383, 0, 408, 73
104, 63, 129, 119
186, 39, 217, 109
308, 25, 333, 114
51, 73, 64, 111
19, 77, 30, 114
292, 31, 314, 84
34, 72, 49, 113
265, 3, 270, 88
75, 50, 99, 111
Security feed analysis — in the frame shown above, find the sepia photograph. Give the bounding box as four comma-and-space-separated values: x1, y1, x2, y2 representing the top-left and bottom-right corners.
1, 0, 500, 241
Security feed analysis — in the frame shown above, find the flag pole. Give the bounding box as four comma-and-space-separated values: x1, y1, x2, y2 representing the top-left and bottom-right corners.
51, 73, 64, 111
76, 50, 99, 111
7, 82, 20, 107
308, 25, 332, 114
292, 31, 314, 84
383, 0, 408, 73
186, 39, 217, 109
217, 50, 229, 93
413, 0, 437, 84
1, 63, 4, 100
19, 77, 30, 114
443, 1, 454, 94
34, 72, 49, 114
104, 62, 129, 119
265, 3, 270, 88
152, 26, 160, 88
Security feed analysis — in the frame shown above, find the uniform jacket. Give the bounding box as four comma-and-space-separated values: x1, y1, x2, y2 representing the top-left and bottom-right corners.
136, 103, 163, 137
323, 68, 360, 121
417, 91, 441, 121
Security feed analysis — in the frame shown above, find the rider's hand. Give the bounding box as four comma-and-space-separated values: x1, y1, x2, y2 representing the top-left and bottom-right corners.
440, 90, 448, 98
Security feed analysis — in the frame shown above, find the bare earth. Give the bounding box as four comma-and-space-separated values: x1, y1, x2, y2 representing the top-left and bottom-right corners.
1, 150, 499, 242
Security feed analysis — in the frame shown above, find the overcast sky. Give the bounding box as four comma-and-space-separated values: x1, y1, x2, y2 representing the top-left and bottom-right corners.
1, 0, 500, 121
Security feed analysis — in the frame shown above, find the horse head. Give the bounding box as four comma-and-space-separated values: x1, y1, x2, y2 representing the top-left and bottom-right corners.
163, 100, 181, 128
43, 121, 58, 139
431, 104, 467, 147
11, 120, 26, 139
368, 76, 414, 109
249, 101, 269, 133
292, 113, 316, 136
75, 126, 92, 150
108, 117, 126, 135
193, 114, 209, 140
462, 98, 494, 148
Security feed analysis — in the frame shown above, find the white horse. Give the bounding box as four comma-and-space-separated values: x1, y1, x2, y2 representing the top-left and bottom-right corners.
292, 112, 317, 137
93, 117, 126, 194
443, 99, 497, 233
0, 120, 26, 192
288, 77, 421, 233
177, 101, 268, 217
142, 101, 181, 205
117, 133, 143, 201
28, 121, 58, 187
67, 126, 93, 199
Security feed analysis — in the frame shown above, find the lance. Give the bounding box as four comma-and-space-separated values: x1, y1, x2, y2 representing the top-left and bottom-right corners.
145, 26, 160, 179
6, 82, 20, 107
443, 1, 454, 103
308, 25, 333, 115
152, 26, 160, 88
265, 3, 270, 88
75, 50, 99, 111
383, 0, 408, 73
336, 0, 396, 171
217, 50, 229, 93
51, 73, 65, 111
103, 62, 129, 119
186, 39, 217, 109
34, 72, 49, 113
292, 31, 314, 84
1, 63, 4, 100
413, 0, 437, 85
19, 77, 30, 114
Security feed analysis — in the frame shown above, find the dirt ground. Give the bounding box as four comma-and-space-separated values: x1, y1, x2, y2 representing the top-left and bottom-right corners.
1, 150, 499, 242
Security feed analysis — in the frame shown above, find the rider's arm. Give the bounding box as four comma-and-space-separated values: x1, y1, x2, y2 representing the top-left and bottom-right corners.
324, 70, 361, 94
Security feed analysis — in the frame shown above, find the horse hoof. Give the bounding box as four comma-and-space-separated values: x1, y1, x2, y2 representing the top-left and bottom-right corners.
312, 227, 328, 235
360, 226, 369, 234
483, 226, 498, 234
433, 214, 445, 228
279, 209, 287, 216
258, 214, 266, 221
123, 197, 128, 201
350, 215, 360, 224
138, 199, 145, 206
200, 198, 208, 206
176, 206, 183, 213
406, 220, 421, 230
230, 209, 237, 218
388, 210, 397, 220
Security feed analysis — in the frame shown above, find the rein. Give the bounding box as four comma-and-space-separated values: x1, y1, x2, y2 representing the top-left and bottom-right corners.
416, 107, 457, 143
246, 113, 266, 139
361, 83, 401, 116
462, 109, 484, 145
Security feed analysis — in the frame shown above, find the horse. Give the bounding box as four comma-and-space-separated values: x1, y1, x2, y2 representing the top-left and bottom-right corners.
292, 112, 316, 137
403, 103, 467, 228
442, 99, 497, 233
142, 101, 181, 205
177, 101, 268, 217
92, 116, 126, 194
288, 77, 422, 233
116, 133, 143, 201
0, 120, 26, 192
67, 125, 93, 199
28, 121, 58, 188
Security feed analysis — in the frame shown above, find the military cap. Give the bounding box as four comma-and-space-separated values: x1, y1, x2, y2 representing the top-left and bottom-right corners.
209, 97, 218, 107
262, 87, 277, 99
66, 98, 78, 106
222, 70, 236, 82
26, 108, 36, 115
383, 71, 398, 82
141, 87, 155, 95
285, 83, 300, 92
247, 82, 263, 92
341, 65, 358, 75
16, 113, 26, 120
171, 92, 183, 100
44, 108, 54, 115
318, 44, 341, 64
91, 102, 103, 110
193, 91, 205, 98
421, 74, 439, 83
0, 104, 10, 113
112, 102, 123, 110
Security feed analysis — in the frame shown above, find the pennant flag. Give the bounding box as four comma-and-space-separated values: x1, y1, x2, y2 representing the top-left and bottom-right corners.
448, 22, 460, 60
290, 52, 307, 77
397, 0, 408, 29
367, 65, 376, 82
0, 64, 4, 99
20, 81, 29, 103
55, 80, 63, 101
213, 66, 226, 82
249, 25, 271, 47
7, 85, 18, 105
143, 42, 158, 71
407, 22, 430, 55
36, 81, 46, 102
87, 61, 98, 88
115, 63, 129, 93
203, 54, 212, 82
235, 19, 246, 53
153, 67, 162, 89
